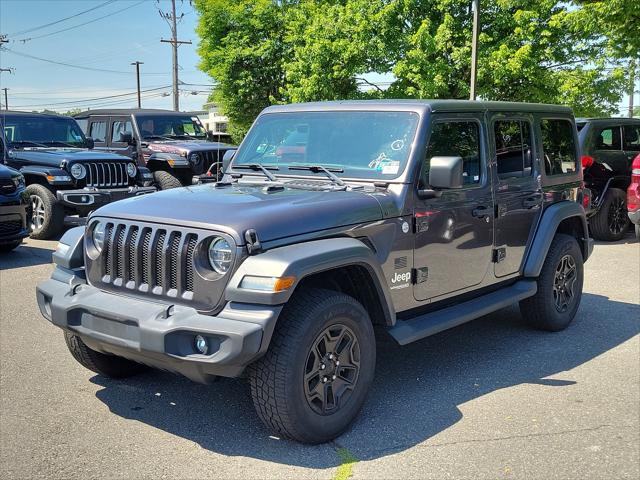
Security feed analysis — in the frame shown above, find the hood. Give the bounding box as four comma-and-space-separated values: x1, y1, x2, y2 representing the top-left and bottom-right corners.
147, 140, 233, 156
8, 149, 132, 167
93, 183, 386, 244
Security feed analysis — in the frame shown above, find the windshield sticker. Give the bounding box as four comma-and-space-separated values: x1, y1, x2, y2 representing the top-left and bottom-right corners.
382, 162, 400, 175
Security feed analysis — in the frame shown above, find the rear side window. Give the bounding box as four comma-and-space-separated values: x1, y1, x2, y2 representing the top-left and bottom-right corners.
541, 119, 577, 176
623, 125, 640, 151
422, 121, 481, 187
595, 126, 622, 151
494, 120, 533, 179
89, 121, 107, 143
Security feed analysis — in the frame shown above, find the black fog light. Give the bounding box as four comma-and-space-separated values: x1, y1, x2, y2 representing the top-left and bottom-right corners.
194, 335, 208, 355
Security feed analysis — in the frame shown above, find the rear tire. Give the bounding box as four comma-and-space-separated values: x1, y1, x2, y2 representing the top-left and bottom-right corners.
26, 184, 64, 240
520, 234, 584, 331
248, 288, 376, 444
153, 170, 182, 190
64, 331, 147, 378
589, 188, 629, 241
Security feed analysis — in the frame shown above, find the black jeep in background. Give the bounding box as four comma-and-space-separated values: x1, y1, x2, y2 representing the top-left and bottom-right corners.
0, 163, 29, 252
73, 109, 235, 189
578, 117, 640, 241
0, 111, 156, 239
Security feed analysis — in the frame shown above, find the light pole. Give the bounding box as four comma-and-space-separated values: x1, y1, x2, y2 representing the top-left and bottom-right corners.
131, 61, 143, 108
469, 0, 480, 100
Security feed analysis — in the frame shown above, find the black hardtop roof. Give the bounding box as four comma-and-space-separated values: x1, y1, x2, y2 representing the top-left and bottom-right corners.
263, 99, 574, 115
576, 117, 640, 124
73, 108, 197, 118
0, 110, 71, 118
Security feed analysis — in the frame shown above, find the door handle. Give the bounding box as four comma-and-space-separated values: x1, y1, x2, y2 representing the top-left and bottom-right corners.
523, 194, 543, 208
472, 205, 490, 218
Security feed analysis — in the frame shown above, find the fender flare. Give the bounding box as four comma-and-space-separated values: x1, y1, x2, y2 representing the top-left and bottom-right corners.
225, 237, 396, 324
147, 152, 189, 169
523, 201, 591, 278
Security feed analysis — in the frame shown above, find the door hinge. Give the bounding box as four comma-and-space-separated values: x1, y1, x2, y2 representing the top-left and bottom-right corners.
412, 267, 429, 284
492, 247, 506, 263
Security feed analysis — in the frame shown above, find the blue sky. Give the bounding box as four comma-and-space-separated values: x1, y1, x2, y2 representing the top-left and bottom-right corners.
0, 0, 211, 112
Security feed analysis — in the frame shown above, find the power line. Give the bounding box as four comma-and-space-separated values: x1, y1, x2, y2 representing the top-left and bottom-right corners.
16, 0, 146, 42
9, 86, 171, 108
2, 47, 168, 76
9, 0, 116, 37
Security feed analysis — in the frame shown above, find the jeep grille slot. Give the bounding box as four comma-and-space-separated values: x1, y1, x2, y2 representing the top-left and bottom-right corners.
85, 162, 131, 188
98, 223, 197, 298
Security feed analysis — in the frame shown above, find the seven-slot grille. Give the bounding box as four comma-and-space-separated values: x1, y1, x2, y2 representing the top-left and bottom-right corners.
0, 219, 22, 236
84, 162, 131, 188
101, 222, 198, 297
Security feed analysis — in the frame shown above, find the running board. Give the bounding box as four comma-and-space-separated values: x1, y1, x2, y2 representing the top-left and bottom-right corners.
388, 280, 537, 345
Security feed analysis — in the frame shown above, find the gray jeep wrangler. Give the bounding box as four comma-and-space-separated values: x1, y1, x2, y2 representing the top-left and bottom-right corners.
37, 100, 593, 444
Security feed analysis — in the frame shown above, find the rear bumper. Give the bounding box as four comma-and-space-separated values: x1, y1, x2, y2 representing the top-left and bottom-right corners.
0, 194, 30, 243
628, 209, 640, 226
36, 268, 281, 382
56, 186, 156, 209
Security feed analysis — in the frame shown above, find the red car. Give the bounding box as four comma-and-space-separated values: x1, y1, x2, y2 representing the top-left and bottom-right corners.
628, 153, 640, 240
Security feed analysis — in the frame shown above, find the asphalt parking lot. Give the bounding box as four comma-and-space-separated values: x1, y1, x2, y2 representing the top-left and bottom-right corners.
1, 235, 638, 479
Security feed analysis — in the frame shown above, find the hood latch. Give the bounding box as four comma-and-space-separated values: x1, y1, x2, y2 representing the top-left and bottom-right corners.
244, 229, 262, 255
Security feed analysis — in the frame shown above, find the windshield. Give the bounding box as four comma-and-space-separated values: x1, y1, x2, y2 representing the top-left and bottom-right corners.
135, 114, 207, 140
2, 115, 88, 148
233, 111, 420, 179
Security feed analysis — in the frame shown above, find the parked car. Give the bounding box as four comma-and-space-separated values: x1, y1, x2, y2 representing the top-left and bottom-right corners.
577, 117, 640, 241
627, 153, 640, 240
38, 100, 593, 444
0, 163, 29, 252
73, 109, 236, 189
0, 111, 156, 239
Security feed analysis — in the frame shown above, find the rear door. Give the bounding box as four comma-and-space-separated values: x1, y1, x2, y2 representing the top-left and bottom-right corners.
489, 114, 542, 277
592, 125, 627, 174
413, 114, 494, 301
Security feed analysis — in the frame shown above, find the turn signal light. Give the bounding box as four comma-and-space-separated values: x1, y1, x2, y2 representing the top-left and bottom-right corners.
240, 275, 296, 292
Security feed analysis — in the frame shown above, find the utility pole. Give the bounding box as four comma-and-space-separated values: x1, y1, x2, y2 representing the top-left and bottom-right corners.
2, 88, 8, 110
159, 0, 191, 111
469, 0, 480, 100
131, 61, 144, 108
628, 59, 636, 118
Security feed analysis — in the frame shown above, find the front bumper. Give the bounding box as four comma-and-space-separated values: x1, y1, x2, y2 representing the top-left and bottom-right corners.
56, 185, 156, 209
0, 194, 30, 244
36, 268, 281, 382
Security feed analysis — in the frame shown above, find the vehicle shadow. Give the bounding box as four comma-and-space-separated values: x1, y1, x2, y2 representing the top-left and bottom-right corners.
90, 293, 639, 467
0, 243, 54, 270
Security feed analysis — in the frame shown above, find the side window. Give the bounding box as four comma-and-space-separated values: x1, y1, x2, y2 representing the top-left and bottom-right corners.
89, 121, 107, 143
623, 125, 640, 151
422, 121, 481, 188
595, 126, 621, 151
111, 121, 133, 143
541, 119, 577, 176
494, 120, 533, 179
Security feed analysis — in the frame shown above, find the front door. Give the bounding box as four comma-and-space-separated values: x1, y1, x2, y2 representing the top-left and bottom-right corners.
413, 115, 494, 301
490, 115, 542, 277
623, 123, 640, 170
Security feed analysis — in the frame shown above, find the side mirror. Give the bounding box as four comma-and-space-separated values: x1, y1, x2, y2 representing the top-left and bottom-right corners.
222, 149, 236, 173
85, 137, 95, 149
418, 156, 464, 199
119, 132, 134, 145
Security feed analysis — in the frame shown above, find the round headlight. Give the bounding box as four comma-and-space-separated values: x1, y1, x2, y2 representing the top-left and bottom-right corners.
189, 153, 202, 167
126, 163, 137, 177
70, 163, 86, 180
92, 222, 106, 252
208, 237, 232, 274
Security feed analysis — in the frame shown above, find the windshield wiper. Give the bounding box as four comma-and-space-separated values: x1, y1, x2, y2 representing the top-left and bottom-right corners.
288, 165, 345, 186
9, 140, 49, 148
45, 141, 80, 148
143, 134, 174, 141
234, 163, 279, 181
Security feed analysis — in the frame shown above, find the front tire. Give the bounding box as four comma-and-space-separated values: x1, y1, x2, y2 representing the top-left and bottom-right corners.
248, 288, 376, 444
64, 332, 147, 378
589, 188, 629, 241
26, 184, 64, 240
520, 234, 584, 331
153, 170, 182, 190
